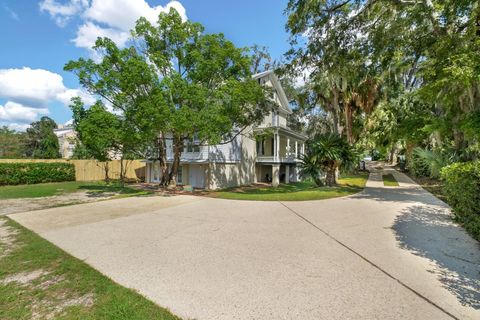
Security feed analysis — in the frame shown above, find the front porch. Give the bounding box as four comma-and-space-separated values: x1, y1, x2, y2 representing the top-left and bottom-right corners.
256, 163, 299, 186
255, 127, 306, 186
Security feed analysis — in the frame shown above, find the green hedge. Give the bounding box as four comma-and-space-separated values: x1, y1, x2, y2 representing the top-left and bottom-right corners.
441, 161, 480, 241
0, 162, 76, 186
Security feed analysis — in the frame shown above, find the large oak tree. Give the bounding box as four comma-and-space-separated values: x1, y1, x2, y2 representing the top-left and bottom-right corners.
66, 9, 269, 186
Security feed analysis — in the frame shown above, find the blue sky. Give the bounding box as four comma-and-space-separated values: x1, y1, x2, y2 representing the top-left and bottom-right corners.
0, 0, 290, 130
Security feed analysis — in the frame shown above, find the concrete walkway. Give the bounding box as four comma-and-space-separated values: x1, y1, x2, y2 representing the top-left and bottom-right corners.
8, 167, 480, 320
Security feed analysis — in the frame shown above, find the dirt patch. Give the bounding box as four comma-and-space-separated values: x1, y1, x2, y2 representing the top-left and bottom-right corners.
31, 292, 95, 320
35, 274, 66, 290
0, 190, 118, 216
0, 219, 20, 258
0, 269, 49, 286
0, 265, 94, 319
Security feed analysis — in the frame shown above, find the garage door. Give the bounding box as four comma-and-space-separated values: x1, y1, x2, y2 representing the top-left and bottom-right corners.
188, 165, 205, 188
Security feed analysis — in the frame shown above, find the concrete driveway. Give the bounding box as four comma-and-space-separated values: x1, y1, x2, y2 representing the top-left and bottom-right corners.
9, 168, 480, 320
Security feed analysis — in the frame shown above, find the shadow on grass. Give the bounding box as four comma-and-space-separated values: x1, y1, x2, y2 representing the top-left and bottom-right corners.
221, 173, 368, 195
393, 205, 480, 309
78, 184, 146, 198
211, 174, 368, 201
224, 182, 316, 194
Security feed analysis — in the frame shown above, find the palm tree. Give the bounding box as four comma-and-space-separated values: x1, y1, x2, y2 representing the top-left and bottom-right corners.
299, 151, 325, 187
300, 134, 359, 186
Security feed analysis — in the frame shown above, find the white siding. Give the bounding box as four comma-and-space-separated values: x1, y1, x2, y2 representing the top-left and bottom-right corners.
208, 135, 242, 162
165, 135, 242, 163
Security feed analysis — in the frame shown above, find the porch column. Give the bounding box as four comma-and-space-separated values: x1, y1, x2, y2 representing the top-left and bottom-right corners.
146, 162, 151, 183
285, 165, 290, 184
295, 141, 298, 158
287, 138, 290, 157
301, 143, 305, 156
272, 164, 280, 187
276, 134, 280, 161
273, 134, 277, 161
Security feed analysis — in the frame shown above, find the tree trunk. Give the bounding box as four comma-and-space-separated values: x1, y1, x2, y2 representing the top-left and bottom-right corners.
158, 134, 169, 186
325, 165, 337, 187
104, 162, 110, 183
332, 88, 342, 135
406, 141, 415, 169
168, 136, 183, 187
119, 158, 125, 187
389, 146, 396, 165
344, 102, 354, 144
332, 109, 340, 135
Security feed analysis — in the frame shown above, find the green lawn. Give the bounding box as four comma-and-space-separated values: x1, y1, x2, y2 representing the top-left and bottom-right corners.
0, 217, 179, 320
382, 174, 399, 186
0, 181, 146, 200
212, 173, 369, 201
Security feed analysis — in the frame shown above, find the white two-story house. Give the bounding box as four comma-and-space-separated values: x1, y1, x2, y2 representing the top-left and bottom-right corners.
144, 70, 307, 189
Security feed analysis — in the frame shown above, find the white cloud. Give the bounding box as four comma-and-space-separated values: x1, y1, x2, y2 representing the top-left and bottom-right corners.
0, 101, 49, 123
56, 88, 97, 106
0, 67, 96, 129
84, 0, 186, 31
73, 22, 130, 50
0, 67, 65, 105
40, 0, 187, 50
0, 67, 95, 107
39, 0, 88, 27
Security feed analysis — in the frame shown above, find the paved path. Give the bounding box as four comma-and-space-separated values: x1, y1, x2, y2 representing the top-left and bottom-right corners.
8, 167, 480, 320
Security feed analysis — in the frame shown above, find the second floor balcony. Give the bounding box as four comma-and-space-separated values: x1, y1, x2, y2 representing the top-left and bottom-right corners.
255, 127, 306, 164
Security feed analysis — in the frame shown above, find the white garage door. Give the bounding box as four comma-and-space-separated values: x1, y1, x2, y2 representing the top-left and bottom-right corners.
188, 165, 205, 189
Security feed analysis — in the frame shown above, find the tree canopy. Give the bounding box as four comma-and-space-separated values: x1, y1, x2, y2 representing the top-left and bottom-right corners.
0, 127, 26, 159
65, 9, 269, 186
285, 0, 480, 164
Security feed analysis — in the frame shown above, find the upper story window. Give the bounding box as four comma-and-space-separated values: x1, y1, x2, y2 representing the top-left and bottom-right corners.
185, 140, 200, 153
185, 134, 200, 153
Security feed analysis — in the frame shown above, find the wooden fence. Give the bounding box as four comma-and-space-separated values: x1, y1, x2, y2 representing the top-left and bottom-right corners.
0, 159, 146, 182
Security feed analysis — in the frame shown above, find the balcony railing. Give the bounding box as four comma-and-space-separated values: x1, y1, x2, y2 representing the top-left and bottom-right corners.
256, 155, 300, 163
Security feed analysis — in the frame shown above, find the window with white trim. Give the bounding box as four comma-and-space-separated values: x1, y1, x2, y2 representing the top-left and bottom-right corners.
184, 135, 200, 153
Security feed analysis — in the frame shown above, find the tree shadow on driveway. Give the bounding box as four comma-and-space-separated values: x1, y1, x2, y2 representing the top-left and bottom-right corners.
392, 205, 480, 309
351, 186, 445, 207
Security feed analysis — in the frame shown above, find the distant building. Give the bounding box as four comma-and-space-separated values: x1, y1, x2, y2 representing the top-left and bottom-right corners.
54, 121, 77, 159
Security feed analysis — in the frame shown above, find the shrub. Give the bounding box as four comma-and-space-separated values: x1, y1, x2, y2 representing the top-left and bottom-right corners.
410, 147, 454, 178
409, 151, 431, 177
441, 161, 480, 241
0, 162, 76, 185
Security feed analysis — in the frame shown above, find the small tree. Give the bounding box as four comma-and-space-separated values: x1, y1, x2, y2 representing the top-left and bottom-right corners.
70, 98, 121, 183
25, 116, 61, 159
300, 134, 358, 187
